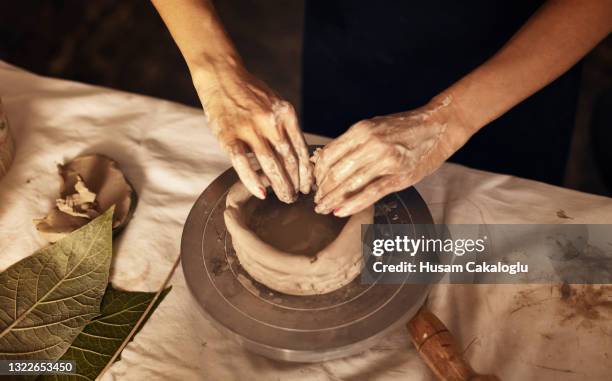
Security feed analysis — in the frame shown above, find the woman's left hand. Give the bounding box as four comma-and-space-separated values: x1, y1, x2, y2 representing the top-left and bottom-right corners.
313, 95, 474, 217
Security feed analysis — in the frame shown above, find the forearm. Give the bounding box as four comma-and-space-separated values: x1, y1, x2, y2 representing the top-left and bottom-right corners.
439, 0, 612, 135
151, 0, 242, 87
153, 0, 313, 201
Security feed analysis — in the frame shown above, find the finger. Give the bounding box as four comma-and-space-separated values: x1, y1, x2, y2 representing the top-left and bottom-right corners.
246, 152, 261, 171
315, 163, 385, 214
267, 127, 300, 193
278, 105, 314, 194
315, 145, 368, 203
314, 121, 370, 184
258, 172, 271, 188
226, 140, 267, 199
333, 175, 407, 217
250, 136, 296, 203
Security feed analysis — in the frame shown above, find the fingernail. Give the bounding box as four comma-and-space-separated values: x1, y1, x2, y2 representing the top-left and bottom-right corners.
259, 187, 267, 198
278, 191, 295, 204
333, 208, 342, 216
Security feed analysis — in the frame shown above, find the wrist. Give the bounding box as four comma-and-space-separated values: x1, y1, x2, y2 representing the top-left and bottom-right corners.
190, 52, 244, 95
425, 93, 477, 151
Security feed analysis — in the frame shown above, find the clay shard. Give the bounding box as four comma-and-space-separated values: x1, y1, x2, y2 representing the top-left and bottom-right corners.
309, 147, 322, 165
55, 175, 99, 218
35, 154, 137, 242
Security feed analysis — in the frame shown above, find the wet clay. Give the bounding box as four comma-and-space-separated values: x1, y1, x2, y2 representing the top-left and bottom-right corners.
224, 181, 373, 295
245, 192, 347, 257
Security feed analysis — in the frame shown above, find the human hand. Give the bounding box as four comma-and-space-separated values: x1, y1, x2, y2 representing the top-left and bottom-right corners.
194, 63, 313, 203
313, 95, 473, 217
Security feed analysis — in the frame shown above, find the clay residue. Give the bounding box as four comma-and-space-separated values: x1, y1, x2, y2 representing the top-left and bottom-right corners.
556, 210, 574, 220
237, 273, 259, 295
511, 288, 553, 314
511, 284, 612, 327
210, 257, 230, 276
245, 192, 347, 257
546, 235, 612, 283
558, 284, 612, 322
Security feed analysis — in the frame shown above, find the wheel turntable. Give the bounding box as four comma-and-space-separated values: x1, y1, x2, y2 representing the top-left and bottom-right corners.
181, 166, 435, 362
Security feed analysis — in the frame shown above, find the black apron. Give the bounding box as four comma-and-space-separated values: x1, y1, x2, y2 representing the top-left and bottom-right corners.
302, 0, 582, 185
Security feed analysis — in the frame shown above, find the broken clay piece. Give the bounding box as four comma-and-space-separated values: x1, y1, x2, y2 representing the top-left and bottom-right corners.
55, 175, 99, 218
224, 181, 374, 296
35, 154, 137, 242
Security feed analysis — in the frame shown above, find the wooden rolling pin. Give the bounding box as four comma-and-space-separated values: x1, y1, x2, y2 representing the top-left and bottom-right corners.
408, 309, 500, 381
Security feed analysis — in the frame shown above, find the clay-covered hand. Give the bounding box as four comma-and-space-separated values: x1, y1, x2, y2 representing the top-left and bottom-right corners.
313, 95, 473, 217
196, 64, 313, 203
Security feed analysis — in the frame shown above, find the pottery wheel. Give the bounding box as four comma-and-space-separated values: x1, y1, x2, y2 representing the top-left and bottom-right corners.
181, 162, 435, 363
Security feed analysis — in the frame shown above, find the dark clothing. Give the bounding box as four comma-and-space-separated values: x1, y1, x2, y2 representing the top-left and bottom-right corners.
302, 0, 582, 185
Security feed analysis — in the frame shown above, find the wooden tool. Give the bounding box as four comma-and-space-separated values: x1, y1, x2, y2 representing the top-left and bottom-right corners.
408, 309, 500, 381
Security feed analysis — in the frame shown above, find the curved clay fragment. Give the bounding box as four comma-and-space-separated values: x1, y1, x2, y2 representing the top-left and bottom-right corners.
35, 154, 137, 242
224, 181, 373, 296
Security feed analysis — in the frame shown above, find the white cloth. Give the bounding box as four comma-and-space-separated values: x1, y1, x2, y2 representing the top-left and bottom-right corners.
1, 61, 611, 381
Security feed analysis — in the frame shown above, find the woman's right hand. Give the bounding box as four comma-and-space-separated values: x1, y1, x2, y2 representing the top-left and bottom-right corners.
193, 62, 313, 203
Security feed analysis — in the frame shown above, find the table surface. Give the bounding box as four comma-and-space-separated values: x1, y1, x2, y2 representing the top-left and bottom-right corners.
1, 61, 611, 381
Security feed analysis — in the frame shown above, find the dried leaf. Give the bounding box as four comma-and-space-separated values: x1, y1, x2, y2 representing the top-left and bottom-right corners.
39, 285, 171, 381
0, 208, 114, 361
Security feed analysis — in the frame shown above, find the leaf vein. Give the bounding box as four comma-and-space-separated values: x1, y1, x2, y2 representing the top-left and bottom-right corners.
70, 344, 112, 358
78, 331, 122, 341
0, 340, 63, 356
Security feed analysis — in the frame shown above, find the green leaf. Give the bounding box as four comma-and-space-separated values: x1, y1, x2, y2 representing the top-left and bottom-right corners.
39, 285, 171, 381
0, 208, 114, 361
